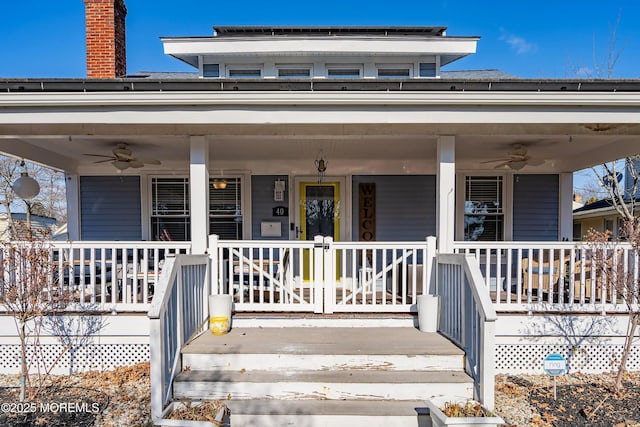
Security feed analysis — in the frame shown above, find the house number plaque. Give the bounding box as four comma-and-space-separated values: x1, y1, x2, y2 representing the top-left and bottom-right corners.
272, 206, 288, 217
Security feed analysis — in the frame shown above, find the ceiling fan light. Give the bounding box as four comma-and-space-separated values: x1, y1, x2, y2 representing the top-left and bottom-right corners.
112, 160, 130, 170
213, 178, 227, 189
509, 160, 527, 170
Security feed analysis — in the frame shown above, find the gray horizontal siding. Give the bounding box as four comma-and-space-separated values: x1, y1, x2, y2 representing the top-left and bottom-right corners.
352, 175, 436, 241
80, 176, 142, 240
513, 174, 558, 241
251, 175, 289, 240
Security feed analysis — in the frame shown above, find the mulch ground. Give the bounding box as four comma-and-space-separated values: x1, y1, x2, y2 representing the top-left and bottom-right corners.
0, 386, 109, 426
498, 372, 640, 427
1, 363, 639, 426
0, 363, 150, 427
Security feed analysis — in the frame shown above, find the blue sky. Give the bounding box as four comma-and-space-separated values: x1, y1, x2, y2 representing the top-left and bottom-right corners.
1, 0, 639, 79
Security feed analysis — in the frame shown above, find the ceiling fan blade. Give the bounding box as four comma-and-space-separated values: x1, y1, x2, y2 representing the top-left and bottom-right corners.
140, 159, 161, 165
93, 158, 115, 164
84, 153, 115, 159
114, 152, 135, 161
481, 158, 511, 164
129, 160, 145, 168
527, 158, 545, 166
492, 160, 512, 169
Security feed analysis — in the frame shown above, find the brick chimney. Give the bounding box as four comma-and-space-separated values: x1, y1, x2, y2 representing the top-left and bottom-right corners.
84, 0, 127, 78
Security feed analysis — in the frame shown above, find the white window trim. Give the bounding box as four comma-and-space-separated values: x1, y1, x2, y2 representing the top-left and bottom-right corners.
455, 172, 513, 241
226, 64, 263, 79
276, 64, 313, 78
326, 64, 364, 79
375, 63, 413, 78
201, 62, 221, 78
148, 174, 248, 240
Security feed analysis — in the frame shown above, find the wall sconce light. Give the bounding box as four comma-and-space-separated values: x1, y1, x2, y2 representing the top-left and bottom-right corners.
12, 160, 40, 200
315, 152, 328, 183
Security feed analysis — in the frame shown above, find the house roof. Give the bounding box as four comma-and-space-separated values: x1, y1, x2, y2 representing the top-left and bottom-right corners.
3, 78, 640, 93
212, 26, 450, 37
573, 197, 640, 218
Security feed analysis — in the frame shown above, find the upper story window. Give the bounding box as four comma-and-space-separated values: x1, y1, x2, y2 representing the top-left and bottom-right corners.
277, 66, 312, 78
203, 64, 220, 77
377, 67, 411, 78
419, 63, 436, 77
228, 67, 262, 78
464, 176, 504, 241
327, 65, 362, 79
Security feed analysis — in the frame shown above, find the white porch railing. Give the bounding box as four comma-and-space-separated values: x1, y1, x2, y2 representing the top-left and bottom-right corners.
437, 253, 497, 410
453, 241, 637, 313
209, 235, 437, 313
148, 254, 210, 424
1, 241, 190, 312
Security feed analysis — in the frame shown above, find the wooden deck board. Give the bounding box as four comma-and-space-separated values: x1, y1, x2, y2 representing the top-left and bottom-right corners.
183, 327, 463, 356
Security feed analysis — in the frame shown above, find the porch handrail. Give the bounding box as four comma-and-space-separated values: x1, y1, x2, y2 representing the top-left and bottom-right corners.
39, 240, 190, 312
148, 254, 210, 424
453, 240, 635, 313
437, 253, 497, 410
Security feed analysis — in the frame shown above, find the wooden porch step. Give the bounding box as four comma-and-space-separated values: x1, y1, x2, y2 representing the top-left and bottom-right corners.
223, 399, 429, 427
183, 327, 464, 356
173, 369, 472, 401
173, 326, 472, 425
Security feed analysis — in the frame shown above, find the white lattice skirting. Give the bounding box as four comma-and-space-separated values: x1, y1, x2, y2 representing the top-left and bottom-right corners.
0, 344, 150, 374
496, 343, 640, 374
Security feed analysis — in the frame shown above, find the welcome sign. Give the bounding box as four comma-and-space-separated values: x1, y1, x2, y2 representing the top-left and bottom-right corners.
359, 183, 376, 241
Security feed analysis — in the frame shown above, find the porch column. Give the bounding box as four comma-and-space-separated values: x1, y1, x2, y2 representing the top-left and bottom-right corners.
65, 174, 80, 240
190, 136, 210, 254
436, 135, 456, 253
559, 172, 573, 241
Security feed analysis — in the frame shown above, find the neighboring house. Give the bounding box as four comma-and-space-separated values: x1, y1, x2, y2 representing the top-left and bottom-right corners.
1, 0, 640, 423
573, 197, 640, 240
0, 212, 57, 241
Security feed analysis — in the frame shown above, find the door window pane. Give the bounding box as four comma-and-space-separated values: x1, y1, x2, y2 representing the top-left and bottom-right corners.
305, 185, 335, 239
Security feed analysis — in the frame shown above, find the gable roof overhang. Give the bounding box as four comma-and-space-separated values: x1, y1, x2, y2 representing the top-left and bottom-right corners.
161, 35, 478, 68
1, 78, 640, 175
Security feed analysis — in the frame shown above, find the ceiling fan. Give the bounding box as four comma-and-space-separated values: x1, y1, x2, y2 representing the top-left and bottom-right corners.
84, 144, 161, 170
481, 143, 545, 170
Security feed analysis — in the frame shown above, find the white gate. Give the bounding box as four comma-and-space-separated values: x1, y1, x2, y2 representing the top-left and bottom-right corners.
209, 235, 436, 313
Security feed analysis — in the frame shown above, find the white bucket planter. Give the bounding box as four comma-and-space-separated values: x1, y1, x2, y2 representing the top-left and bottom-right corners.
417, 294, 439, 332
427, 399, 504, 427
208, 294, 232, 335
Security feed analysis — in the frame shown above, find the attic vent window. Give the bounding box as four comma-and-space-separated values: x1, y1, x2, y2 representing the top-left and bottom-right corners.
228, 68, 262, 78
278, 67, 311, 78
203, 64, 220, 78
327, 67, 361, 78
419, 63, 436, 77
377, 68, 410, 78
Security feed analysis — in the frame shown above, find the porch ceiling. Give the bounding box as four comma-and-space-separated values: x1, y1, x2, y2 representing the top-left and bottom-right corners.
0, 122, 638, 175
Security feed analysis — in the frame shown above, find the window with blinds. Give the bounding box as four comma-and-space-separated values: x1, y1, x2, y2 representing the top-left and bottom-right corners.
464, 176, 504, 241
209, 177, 243, 239
151, 178, 190, 241
150, 176, 243, 241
